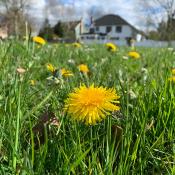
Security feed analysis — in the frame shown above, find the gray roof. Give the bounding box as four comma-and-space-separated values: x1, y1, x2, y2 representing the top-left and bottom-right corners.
94, 14, 139, 32
61, 20, 81, 29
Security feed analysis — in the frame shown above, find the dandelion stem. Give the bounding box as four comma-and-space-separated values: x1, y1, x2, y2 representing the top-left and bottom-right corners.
13, 83, 21, 170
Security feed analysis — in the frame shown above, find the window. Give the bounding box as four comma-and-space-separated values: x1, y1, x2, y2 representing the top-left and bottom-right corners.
106, 26, 112, 33
96, 27, 99, 31
110, 37, 119, 40
89, 36, 95, 39
116, 26, 122, 33
89, 28, 95, 34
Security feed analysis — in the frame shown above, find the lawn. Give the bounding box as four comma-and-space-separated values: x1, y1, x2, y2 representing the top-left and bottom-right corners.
0, 40, 175, 174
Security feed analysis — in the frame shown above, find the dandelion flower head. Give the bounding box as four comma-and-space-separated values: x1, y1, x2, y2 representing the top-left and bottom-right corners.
46, 63, 56, 73
168, 76, 175, 82
72, 42, 81, 48
30, 80, 36, 86
33, 36, 46, 45
61, 68, 74, 77
172, 68, 175, 75
78, 64, 89, 73
128, 51, 140, 59
105, 43, 117, 52
64, 84, 120, 125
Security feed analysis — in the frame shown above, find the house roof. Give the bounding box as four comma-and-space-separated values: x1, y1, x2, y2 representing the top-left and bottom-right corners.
61, 20, 81, 31
94, 14, 139, 32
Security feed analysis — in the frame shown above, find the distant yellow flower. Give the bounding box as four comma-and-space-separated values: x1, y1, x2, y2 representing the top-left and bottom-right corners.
64, 84, 120, 125
30, 80, 36, 86
105, 43, 117, 52
37, 45, 41, 49
33, 36, 46, 45
172, 68, 175, 75
46, 63, 56, 73
61, 68, 74, 77
168, 76, 175, 82
78, 64, 89, 73
128, 51, 140, 59
72, 42, 81, 48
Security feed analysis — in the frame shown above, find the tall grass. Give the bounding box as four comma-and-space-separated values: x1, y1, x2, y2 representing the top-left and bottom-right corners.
0, 40, 174, 174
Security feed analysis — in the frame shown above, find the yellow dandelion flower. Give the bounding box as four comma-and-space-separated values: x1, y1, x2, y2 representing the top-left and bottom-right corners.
33, 36, 46, 45
61, 68, 74, 77
172, 68, 175, 75
30, 80, 36, 86
105, 43, 117, 52
46, 63, 56, 73
168, 76, 175, 82
72, 42, 81, 48
78, 64, 89, 73
128, 51, 140, 59
64, 84, 120, 125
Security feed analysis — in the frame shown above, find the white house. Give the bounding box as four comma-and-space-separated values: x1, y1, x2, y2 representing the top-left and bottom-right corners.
80, 14, 144, 45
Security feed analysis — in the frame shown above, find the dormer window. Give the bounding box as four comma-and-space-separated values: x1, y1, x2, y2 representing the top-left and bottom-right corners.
106, 26, 112, 33
116, 26, 122, 33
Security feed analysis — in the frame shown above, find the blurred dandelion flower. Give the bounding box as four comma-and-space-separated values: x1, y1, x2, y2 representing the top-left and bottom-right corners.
171, 68, 175, 75
64, 84, 120, 125
33, 36, 46, 45
128, 51, 140, 59
30, 80, 36, 86
105, 43, 117, 52
168, 76, 175, 82
78, 64, 89, 73
61, 68, 74, 77
46, 63, 56, 73
72, 42, 81, 48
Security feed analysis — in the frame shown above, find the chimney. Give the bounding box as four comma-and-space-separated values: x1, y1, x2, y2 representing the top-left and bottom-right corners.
90, 16, 94, 28
80, 17, 83, 34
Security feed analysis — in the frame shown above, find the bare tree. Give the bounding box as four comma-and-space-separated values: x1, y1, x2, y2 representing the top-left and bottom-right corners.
0, 0, 34, 37
136, 0, 175, 40
136, 0, 175, 18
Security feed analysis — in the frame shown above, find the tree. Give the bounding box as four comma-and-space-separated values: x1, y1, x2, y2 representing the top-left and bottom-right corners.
38, 19, 54, 41
136, 0, 175, 40
0, 0, 34, 37
53, 21, 64, 37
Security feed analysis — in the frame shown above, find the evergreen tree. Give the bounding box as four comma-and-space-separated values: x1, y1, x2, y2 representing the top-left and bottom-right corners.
53, 21, 64, 37
39, 19, 54, 41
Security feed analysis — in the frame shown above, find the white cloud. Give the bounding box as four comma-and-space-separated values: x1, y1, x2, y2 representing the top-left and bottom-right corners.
28, 0, 170, 31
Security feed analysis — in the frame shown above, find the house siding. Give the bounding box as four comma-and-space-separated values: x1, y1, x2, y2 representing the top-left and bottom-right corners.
95, 25, 134, 39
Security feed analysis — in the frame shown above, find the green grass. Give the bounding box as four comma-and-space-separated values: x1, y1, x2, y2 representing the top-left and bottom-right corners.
0, 40, 175, 174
